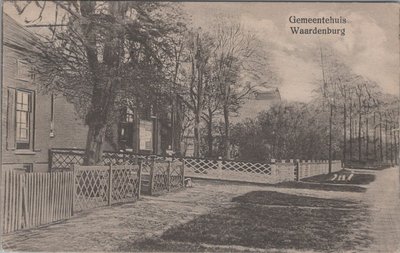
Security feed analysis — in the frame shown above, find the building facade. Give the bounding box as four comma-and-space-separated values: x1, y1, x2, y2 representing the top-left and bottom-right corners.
2, 14, 182, 172
2, 14, 88, 172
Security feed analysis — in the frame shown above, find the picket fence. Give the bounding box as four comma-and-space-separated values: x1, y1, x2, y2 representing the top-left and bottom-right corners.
2, 171, 73, 234
2, 164, 142, 234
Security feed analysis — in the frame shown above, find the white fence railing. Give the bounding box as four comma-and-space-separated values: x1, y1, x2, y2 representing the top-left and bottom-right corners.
50, 149, 342, 185
182, 158, 342, 184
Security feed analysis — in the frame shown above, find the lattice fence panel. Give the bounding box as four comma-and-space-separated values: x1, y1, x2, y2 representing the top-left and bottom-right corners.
141, 160, 152, 175
181, 158, 218, 174
51, 150, 145, 170
111, 165, 140, 203
52, 150, 85, 170
102, 153, 125, 166
222, 161, 272, 175
170, 161, 184, 190
74, 166, 109, 212
151, 162, 169, 194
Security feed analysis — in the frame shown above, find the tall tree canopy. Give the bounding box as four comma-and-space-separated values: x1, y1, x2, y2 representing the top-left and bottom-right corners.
16, 1, 186, 164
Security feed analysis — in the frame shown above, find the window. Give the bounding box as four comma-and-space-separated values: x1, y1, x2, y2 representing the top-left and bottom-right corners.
16, 60, 31, 81
15, 90, 33, 150
125, 107, 134, 123
139, 120, 153, 151
119, 107, 135, 150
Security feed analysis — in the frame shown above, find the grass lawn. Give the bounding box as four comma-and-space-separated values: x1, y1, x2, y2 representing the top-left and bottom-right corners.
302, 171, 376, 185
119, 238, 269, 252
231, 191, 359, 208
119, 191, 372, 252
276, 181, 367, 192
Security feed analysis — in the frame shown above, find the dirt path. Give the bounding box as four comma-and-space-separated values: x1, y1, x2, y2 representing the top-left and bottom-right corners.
361, 167, 400, 253
1, 179, 363, 252
1, 183, 267, 252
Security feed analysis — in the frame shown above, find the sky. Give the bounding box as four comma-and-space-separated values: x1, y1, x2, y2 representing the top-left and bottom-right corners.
4, 2, 399, 103
183, 2, 399, 102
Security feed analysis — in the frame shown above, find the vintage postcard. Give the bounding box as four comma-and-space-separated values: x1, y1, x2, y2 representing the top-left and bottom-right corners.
1, 1, 399, 252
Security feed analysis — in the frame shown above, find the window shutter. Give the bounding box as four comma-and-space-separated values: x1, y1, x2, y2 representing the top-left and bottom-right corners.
6, 88, 16, 150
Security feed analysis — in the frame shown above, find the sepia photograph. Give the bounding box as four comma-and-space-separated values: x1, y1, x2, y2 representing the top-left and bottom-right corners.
0, 1, 399, 252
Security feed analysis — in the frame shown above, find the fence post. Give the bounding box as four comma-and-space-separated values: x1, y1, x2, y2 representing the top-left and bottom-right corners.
181, 160, 185, 187
108, 165, 112, 206
295, 160, 300, 181
167, 161, 171, 192
137, 161, 142, 199
48, 149, 53, 171
21, 174, 28, 229
149, 158, 155, 196
72, 165, 76, 216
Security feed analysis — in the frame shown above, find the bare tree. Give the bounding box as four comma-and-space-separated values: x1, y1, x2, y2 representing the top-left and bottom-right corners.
181, 30, 214, 157
212, 17, 267, 159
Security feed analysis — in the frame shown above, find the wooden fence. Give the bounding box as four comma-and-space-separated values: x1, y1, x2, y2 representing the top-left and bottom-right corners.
2, 165, 141, 234
49, 149, 343, 184
73, 164, 141, 212
181, 158, 342, 183
49, 149, 146, 171
141, 160, 185, 195
297, 160, 342, 180
2, 171, 73, 234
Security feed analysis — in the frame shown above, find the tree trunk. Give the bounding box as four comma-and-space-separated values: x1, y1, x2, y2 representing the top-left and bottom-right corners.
358, 97, 362, 161
373, 112, 377, 161
84, 79, 116, 164
343, 101, 347, 162
193, 111, 201, 157
379, 112, 383, 162
81, 2, 125, 165
394, 124, 398, 164
365, 116, 369, 160
85, 122, 107, 165
385, 118, 388, 162
349, 100, 353, 160
207, 109, 213, 158
328, 104, 333, 173
81, 1, 103, 165
390, 122, 394, 164
223, 105, 231, 159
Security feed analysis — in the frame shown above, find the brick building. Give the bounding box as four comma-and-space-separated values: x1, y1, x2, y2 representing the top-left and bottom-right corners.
2, 14, 182, 172
2, 14, 88, 172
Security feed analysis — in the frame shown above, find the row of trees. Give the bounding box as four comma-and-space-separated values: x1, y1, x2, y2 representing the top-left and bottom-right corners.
230, 46, 399, 164
319, 46, 399, 165
16, 1, 271, 163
